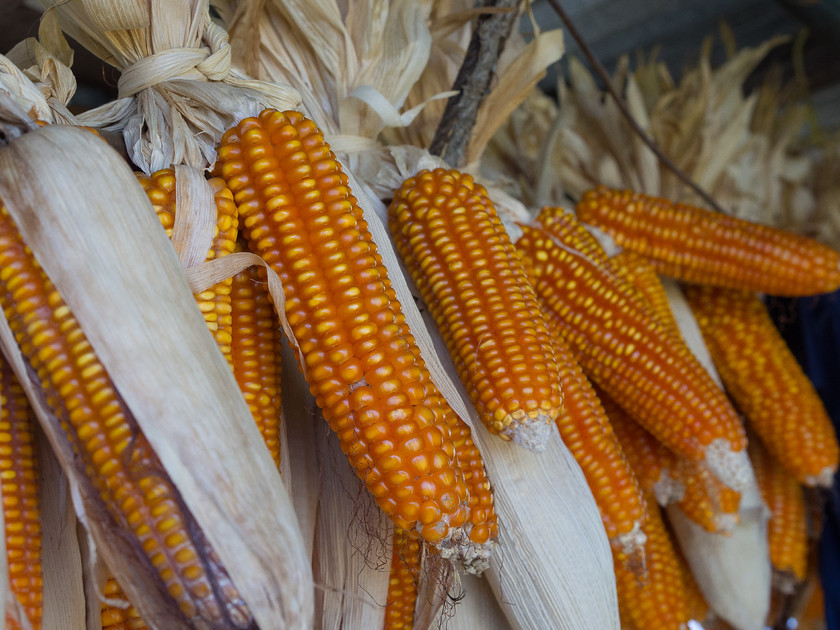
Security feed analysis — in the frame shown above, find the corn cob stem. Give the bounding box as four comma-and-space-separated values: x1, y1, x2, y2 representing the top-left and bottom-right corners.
389, 168, 562, 451
0, 352, 42, 630
0, 200, 252, 628
685, 286, 839, 487
518, 218, 749, 491
577, 187, 840, 296
383, 528, 421, 630
215, 109, 486, 563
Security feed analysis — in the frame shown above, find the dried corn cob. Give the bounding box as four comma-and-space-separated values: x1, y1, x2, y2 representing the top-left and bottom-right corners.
136, 169, 238, 366
215, 110, 478, 556
601, 391, 740, 533
614, 497, 691, 629
0, 201, 251, 627
577, 187, 840, 296
543, 318, 647, 550
518, 219, 749, 491
101, 577, 147, 630
1, 353, 42, 630
685, 286, 839, 487
389, 169, 562, 450
230, 261, 283, 470
383, 528, 421, 630
749, 438, 808, 590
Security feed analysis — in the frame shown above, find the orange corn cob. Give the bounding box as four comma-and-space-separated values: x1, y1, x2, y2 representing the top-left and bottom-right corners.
749, 438, 808, 588
518, 219, 749, 491
611, 250, 681, 340
543, 318, 647, 550
136, 169, 238, 366
383, 528, 421, 630
1, 354, 42, 630
685, 286, 839, 487
0, 202, 251, 627
613, 498, 691, 629
389, 169, 563, 450
230, 262, 283, 469
601, 391, 740, 533
101, 577, 147, 630
576, 186, 840, 296
215, 110, 477, 553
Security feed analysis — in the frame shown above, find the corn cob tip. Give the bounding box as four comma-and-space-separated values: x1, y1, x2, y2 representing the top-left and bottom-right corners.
772, 570, 801, 596
438, 531, 493, 575
614, 520, 648, 558
704, 438, 753, 492
653, 472, 685, 506
505, 411, 554, 452
804, 466, 836, 488
714, 512, 739, 535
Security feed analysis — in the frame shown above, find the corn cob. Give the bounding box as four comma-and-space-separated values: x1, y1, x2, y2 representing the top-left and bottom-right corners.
684, 285, 839, 487
215, 109, 478, 554
0, 201, 251, 627
576, 186, 840, 296
230, 261, 283, 469
518, 218, 749, 491
0, 353, 42, 630
613, 497, 691, 629
101, 577, 147, 630
749, 438, 808, 589
389, 169, 562, 450
383, 528, 421, 630
601, 391, 740, 533
543, 318, 647, 550
136, 169, 238, 366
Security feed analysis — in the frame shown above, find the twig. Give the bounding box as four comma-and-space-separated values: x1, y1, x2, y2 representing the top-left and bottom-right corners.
429, 0, 523, 167
545, 0, 727, 213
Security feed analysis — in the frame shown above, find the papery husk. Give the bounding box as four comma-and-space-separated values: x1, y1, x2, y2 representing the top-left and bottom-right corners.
412, 550, 455, 630
0, 124, 312, 629
312, 423, 391, 630
37, 426, 86, 630
446, 573, 512, 630
662, 279, 771, 630
38, 0, 300, 172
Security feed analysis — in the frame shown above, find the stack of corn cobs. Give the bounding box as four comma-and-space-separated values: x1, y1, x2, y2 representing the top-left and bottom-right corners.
1, 13, 840, 630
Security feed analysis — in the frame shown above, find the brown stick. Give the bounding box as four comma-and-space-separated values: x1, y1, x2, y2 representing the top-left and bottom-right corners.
429, 0, 523, 167
545, 0, 727, 213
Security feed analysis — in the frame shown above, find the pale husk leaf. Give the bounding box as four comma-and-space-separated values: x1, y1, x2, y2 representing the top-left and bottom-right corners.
0, 55, 53, 124
663, 280, 770, 630
412, 550, 455, 630
446, 573, 512, 630
312, 423, 391, 630
0, 125, 312, 629
39, 0, 301, 172
38, 427, 86, 630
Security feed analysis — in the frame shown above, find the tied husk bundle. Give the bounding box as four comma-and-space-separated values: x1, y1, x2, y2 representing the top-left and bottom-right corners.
0, 120, 313, 629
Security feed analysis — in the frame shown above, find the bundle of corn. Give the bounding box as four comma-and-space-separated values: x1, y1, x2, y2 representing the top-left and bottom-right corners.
216, 2, 623, 629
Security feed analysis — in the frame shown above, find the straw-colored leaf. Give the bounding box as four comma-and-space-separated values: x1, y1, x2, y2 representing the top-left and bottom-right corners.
447, 573, 512, 630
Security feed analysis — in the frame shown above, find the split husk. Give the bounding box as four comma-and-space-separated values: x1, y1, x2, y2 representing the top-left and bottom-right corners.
446, 573, 511, 630
0, 123, 312, 629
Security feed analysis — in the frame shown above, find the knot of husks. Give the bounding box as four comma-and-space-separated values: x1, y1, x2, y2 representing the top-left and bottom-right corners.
116, 21, 232, 99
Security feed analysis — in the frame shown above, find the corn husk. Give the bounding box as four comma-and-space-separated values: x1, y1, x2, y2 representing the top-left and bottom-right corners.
0, 124, 312, 629
446, 571, 512, 630
38, 0, 300, 172
663, 279, 771, 630
312, 422, 391, 629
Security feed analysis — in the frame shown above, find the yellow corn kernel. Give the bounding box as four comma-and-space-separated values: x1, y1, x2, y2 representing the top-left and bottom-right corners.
390, 170, 562, 450
101, 576, 148, 630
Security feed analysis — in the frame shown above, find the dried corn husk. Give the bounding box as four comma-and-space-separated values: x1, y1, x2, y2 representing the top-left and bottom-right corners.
312, 423, 391, 629
38, 0, 300, 172
446, 573, 511, 630
662, 279, 771, 630
0, 123, 312, 629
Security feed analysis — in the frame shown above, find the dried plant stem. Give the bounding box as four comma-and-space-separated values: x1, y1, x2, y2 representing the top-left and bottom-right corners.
429, 0, 523, 167
546, 0, 727, 213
